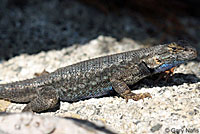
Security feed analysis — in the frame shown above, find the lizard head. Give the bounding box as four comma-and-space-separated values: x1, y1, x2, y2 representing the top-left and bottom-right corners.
144, 40, 197, 73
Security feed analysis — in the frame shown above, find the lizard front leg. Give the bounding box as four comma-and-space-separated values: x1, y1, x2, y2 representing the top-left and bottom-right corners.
22, 86, 59, 112
110, 78, 151, 102
110, 62, 152, 102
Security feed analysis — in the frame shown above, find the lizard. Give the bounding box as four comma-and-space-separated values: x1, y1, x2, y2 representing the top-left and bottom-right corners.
0, 40, 197, 112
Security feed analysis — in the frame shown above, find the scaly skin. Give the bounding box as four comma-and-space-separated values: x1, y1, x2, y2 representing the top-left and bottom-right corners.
0, 40, 197, 112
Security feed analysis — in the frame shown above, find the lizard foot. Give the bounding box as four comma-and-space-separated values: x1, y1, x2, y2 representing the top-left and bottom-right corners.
122, 90, 152, 102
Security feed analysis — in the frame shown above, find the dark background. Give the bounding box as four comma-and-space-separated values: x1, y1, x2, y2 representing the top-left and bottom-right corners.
0, 0, 200, 60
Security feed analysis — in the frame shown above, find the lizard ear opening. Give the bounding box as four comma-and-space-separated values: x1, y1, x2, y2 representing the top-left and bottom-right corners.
154, 58, 161, 65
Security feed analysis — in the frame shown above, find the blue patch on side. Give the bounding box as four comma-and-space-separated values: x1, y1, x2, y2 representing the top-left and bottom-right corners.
103, 86, 113, 91
154, 61, 184, 73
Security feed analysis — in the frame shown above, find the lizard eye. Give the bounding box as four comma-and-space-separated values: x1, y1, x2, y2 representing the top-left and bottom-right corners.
168, 42, 185, 53
171, 47, 176, 51
171, 47, 178, 52
168, 46, 178, 53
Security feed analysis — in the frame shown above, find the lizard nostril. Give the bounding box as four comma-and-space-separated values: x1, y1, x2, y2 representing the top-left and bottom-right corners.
186, 47, 198, 58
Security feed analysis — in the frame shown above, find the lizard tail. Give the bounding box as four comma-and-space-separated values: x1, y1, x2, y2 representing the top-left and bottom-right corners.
0, 84, 36, 103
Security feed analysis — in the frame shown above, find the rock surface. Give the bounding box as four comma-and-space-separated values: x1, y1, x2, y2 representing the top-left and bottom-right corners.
0, 112, 115, 134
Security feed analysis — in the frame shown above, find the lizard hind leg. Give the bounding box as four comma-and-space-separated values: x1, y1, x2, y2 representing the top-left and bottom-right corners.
22, 86, 59, 112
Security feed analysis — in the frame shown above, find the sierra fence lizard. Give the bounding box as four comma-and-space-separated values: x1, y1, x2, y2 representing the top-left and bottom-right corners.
0, 40, 197, 112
